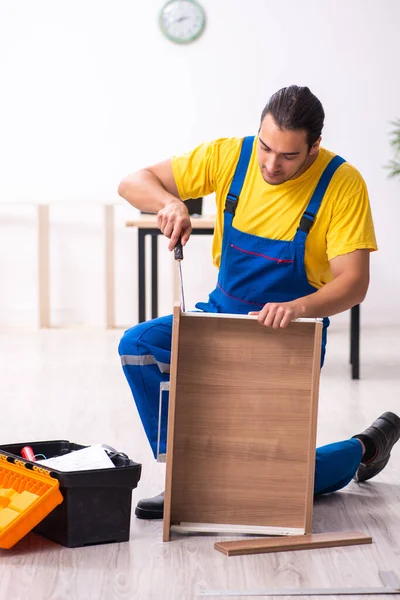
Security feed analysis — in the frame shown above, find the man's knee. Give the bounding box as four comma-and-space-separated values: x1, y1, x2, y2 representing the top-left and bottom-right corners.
118, 315, 173, 357
119, 323, 147, 356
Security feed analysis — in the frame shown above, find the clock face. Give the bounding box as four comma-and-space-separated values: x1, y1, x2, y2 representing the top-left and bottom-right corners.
160, 0, 206, 44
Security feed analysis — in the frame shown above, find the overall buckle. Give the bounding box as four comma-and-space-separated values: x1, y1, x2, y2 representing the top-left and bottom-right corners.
224, 193, 238, 215
298, 212, 315, 233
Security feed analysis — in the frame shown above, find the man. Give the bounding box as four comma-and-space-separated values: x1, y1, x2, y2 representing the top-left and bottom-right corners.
118, 85, 400, 519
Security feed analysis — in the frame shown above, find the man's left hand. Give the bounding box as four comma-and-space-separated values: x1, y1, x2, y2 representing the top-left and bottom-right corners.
249, 301, 304, 329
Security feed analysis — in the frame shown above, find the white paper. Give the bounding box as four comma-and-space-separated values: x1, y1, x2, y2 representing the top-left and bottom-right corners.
37, 445, 116, 472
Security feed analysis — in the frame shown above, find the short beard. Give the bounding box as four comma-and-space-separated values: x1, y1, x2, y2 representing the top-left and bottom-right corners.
287, 153, 312, 181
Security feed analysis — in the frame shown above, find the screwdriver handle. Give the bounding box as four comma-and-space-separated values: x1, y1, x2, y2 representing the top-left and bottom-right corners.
174, 238, 184, 261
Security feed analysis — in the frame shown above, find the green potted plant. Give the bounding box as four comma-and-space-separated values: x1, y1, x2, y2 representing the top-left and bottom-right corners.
387, 119, 400, 179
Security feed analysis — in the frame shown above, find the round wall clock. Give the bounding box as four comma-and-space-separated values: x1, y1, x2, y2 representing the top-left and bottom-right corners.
159, 0, 206, 44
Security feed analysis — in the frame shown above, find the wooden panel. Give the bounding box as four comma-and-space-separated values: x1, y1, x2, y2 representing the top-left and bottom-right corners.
163, 304, 182, 542
214, 531, 373, 556
164, 310, 322, 537
304, 323, 322, 533
171, 522, 304, 536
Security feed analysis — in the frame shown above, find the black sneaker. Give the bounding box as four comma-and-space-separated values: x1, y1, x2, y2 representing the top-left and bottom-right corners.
135, 492, 164, 519
353, 412, 400, 483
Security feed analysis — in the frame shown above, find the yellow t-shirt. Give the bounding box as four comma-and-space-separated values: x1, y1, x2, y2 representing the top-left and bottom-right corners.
171, 137, 377, 289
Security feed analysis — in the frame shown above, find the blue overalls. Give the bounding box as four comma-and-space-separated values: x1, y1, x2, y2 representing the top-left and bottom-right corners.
119, 136, 363, 495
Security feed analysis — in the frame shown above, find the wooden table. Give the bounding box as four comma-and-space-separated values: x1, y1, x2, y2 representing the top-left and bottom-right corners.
125, 215, 361, 379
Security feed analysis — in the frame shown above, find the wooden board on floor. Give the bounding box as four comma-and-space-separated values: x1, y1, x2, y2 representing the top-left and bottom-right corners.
214, 531, 373, 556
163, 305, 322, 542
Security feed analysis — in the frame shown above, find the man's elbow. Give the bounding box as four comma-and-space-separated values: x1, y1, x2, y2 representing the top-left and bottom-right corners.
354, 276, 370, 305
117, 177, 132, 200
354, 290, 367, 306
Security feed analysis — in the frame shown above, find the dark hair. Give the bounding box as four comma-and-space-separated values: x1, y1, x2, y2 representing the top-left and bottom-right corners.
260, 86, 325, 150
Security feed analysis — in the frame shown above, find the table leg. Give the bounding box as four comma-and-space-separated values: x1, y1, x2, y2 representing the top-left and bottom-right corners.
350, 304, 360, 380
151, 235, 158, 319
138, 230, 146, 323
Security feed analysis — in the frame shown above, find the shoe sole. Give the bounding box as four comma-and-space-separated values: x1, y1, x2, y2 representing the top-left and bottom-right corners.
135, 506, 164, 520
356, 456, 390, 483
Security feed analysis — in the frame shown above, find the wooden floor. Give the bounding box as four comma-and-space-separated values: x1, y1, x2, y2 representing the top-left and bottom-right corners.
0, 323, 399, 599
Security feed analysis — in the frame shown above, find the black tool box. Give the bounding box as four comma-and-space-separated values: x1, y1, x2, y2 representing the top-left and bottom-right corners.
0, 440, 142, 548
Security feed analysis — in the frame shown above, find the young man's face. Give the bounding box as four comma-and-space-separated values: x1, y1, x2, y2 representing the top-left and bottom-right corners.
257, 113, 320, 185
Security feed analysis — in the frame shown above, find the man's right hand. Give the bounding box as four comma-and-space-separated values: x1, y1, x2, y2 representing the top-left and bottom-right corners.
118, 158, 192, 251
157, 200, 192, 251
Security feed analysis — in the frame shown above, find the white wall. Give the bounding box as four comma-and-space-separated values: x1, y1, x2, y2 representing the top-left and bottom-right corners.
0, 0, 399, 328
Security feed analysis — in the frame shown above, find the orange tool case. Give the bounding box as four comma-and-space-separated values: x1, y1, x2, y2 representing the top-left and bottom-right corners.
0, 451, 63, 549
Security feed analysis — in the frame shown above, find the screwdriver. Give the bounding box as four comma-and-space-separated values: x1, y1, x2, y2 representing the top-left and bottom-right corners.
174, 238, 186, 313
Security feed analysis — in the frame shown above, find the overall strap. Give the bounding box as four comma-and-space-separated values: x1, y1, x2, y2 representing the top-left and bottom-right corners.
224, 136, 255, 216
294, 155, 346, 243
